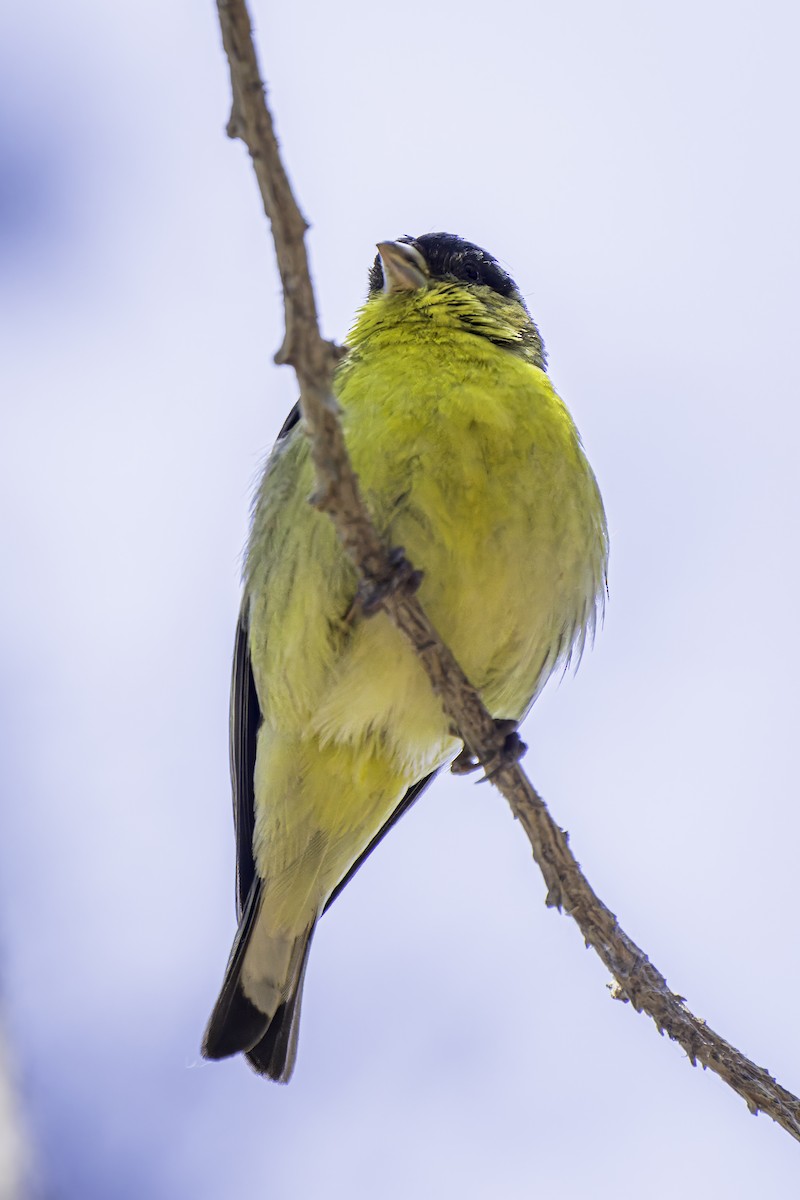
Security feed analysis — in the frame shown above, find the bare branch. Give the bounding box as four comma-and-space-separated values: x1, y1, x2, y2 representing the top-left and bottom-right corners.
215, 0, 800, 1143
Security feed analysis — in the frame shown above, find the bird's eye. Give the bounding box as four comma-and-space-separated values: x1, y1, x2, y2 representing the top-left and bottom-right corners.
464, 264, 480, 282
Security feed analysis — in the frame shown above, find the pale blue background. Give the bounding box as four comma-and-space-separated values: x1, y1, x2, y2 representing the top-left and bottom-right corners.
2, 1, 800, 1196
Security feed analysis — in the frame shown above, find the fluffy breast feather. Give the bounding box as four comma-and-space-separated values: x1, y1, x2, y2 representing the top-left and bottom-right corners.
245, 318, 606, 782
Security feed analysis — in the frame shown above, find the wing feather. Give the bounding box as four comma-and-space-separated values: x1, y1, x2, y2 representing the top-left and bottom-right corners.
230, 604, 260, 919
230, 402, 440, 921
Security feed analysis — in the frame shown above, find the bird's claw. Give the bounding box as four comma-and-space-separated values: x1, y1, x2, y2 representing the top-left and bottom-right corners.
357, 547, 424, 617
450, 719, 528, 781
479, 728, 527, 782
450, 745, 481, 775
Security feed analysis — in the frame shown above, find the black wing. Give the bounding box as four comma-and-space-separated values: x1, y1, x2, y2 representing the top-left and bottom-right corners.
229, 394, 441, 917
230, 600, 440, 918
230, 603, 260, 920
229, 402, 304, 917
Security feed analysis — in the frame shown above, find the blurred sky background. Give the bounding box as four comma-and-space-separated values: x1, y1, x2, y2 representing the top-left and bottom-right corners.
2, 0, 800, 1196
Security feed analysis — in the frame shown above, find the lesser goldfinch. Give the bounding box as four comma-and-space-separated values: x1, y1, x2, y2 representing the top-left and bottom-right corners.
202, 233, 608, 1081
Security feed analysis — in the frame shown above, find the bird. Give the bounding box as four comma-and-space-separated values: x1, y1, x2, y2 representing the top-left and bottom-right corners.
202, 232, 608, 1082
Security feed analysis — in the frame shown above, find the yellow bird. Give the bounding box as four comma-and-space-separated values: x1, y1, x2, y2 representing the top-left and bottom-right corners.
202, 233, 608, 1081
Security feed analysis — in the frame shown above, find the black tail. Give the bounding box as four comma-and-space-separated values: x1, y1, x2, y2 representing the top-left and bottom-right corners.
202, 881, 313, 1083
244, 941, 312, 1081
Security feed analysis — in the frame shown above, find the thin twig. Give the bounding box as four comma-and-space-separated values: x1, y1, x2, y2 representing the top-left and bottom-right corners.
215, 0, 800, 1143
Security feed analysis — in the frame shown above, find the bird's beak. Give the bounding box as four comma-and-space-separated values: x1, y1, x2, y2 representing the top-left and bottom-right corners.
376, 241, 429, 293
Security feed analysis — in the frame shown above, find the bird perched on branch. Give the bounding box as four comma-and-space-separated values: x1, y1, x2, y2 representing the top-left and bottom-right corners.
202, 233, 608, 1081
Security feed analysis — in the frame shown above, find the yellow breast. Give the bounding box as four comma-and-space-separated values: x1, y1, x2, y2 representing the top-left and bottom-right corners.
299, 322, 606, 777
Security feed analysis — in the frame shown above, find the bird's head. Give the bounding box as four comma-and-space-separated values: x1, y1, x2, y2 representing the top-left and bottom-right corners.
350, 232, 545, 369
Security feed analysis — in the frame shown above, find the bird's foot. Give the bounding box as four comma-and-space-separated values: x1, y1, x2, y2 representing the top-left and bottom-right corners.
356, 547, 424, 617
450, 719, 527, 780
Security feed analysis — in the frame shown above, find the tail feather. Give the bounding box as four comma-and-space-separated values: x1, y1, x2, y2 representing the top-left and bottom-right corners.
245, 936, 313, 1081
202, 880, 314, 1083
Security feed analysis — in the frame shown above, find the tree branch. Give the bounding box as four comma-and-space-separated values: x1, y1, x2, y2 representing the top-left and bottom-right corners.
215, 0, 800, 1143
